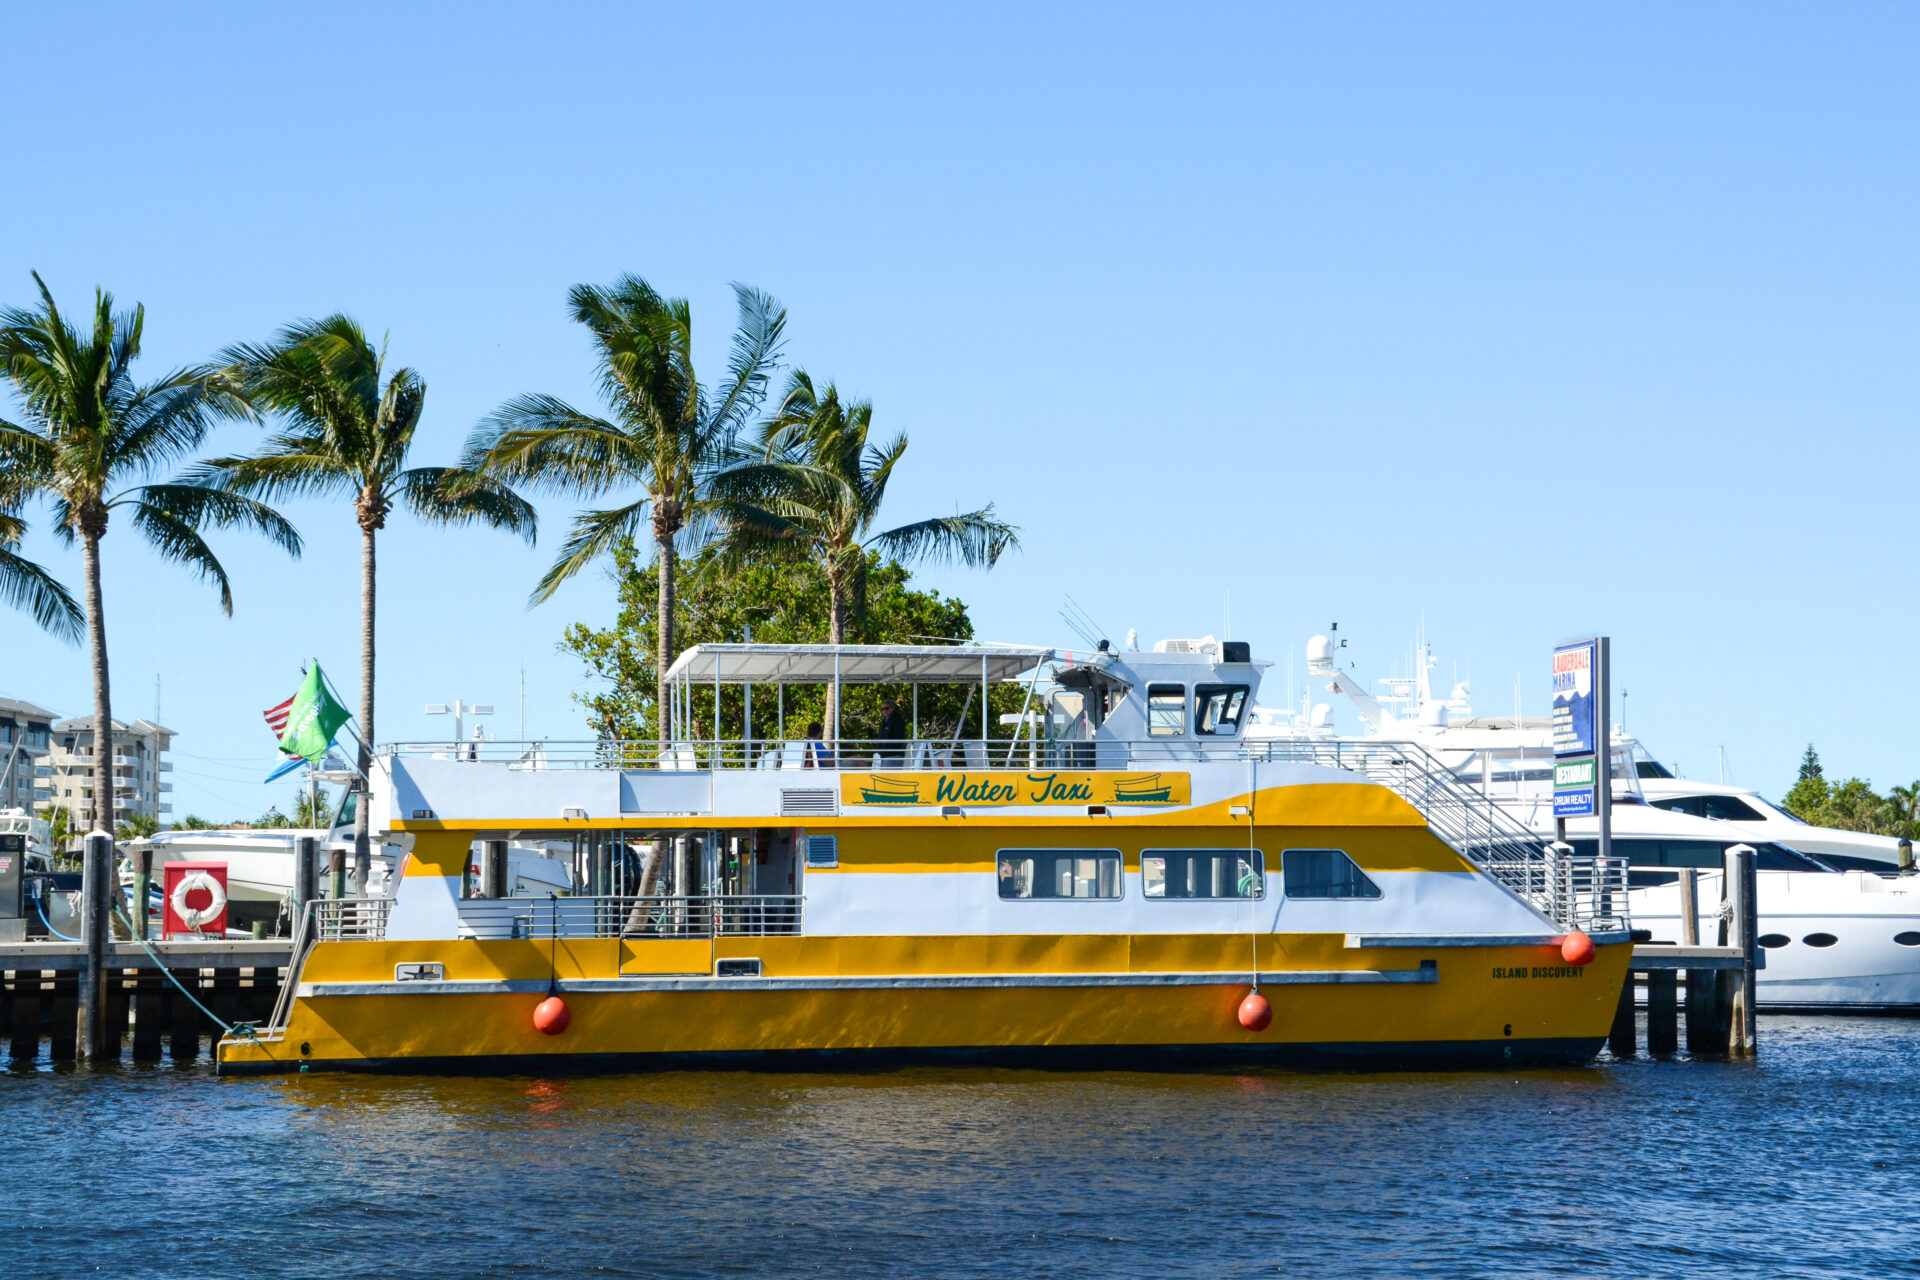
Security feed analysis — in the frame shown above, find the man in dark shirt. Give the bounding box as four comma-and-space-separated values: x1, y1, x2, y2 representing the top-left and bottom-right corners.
876, 697, 907, 766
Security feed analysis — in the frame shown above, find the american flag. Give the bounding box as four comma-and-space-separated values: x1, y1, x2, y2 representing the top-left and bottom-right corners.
264, 694, 295, 739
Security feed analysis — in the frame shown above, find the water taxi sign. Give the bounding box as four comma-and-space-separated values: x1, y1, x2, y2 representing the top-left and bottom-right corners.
840, 771, 1191, 807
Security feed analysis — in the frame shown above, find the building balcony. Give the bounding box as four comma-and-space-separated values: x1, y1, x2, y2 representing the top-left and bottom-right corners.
159, 761, 173, 772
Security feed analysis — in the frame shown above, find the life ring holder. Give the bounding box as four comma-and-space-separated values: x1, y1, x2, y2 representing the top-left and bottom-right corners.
170, 869, 227, 933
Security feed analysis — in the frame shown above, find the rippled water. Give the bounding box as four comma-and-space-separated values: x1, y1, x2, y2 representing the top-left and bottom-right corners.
7, 1018, 1919, 1278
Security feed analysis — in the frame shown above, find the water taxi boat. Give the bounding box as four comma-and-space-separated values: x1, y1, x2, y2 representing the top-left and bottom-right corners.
217, 639, 1631, 1075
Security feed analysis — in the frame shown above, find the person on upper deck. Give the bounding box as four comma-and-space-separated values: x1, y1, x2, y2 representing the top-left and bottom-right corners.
876, 697, 906, 766
804, 721, 834, 769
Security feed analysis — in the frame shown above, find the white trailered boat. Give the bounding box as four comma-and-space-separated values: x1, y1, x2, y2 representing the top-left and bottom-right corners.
1245, 633, 1920, 1012
125, 791, 573, 931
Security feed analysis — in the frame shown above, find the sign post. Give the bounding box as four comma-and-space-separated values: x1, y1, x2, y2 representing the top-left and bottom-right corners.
1552, 636, 1612, 878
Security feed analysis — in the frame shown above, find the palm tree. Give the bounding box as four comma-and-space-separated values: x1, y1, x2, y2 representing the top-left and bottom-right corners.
712, 371, 1019, 737
0, 505, 82, 642
465, 275, 786, 747
1889, 781, 1920, 840
0, 273, 301, 837
196, 316, 537, 884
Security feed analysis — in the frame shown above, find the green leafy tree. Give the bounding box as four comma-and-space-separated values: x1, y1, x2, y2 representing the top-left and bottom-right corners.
564, 545, 1026, 747
466, 275, 785, 748
0, 273, 302, 837
711, 371, 1018, 737
172, 814, 217, 831
252, 806, 292, 830
115, 811, 158, 842
196, 317, 536, 881
39, 802, 73, 855
293, 785, 333, 828
1797, 744, 1823, 783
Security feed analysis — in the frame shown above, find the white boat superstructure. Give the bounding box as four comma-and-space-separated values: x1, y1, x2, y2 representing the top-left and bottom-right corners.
1246, 631, 1920, 1011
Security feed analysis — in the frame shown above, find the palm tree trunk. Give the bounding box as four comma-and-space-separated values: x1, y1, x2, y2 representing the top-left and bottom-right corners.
656, 532, 675, 749
826, 572, 847, 744
81, 529, 113, 841
353, 521, 375, 893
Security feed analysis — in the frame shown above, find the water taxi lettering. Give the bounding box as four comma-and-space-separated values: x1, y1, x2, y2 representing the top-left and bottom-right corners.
933, 775, 1022, 804
1021, 773, 1095, 803
1491, 966, 1587, 980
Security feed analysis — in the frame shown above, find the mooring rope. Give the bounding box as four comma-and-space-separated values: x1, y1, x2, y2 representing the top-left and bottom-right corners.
111, 900, 263, 1047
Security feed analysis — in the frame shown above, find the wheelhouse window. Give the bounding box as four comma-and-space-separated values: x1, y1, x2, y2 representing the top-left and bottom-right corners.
998, 850, 1123, 899
1142, 849, 1264, 899
1147, 685, 1186, 737
1193, 684, 1250, 736
1282, 849, 1382, 900
1570, 838, 1829, 887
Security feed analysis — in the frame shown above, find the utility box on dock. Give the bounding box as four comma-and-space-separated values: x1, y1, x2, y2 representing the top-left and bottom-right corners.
0, 833, 23, 918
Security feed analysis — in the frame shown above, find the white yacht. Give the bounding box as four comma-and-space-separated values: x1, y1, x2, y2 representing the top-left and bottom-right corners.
1246, 632, 1920, 1011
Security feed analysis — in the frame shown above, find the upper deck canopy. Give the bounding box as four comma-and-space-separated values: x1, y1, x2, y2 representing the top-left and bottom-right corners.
662, 643, 1053, 686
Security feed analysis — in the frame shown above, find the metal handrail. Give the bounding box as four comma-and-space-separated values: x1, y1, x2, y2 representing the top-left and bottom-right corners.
452, 893, 805, 941
311, 896, 393, 941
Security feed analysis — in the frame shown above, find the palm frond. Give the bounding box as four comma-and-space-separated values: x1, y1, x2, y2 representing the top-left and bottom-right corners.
0, 510, 81, 643
125, 498, 239, 615
466, 395, 642, 494
705, 283, 787, 440
397, 467, 537, 543
531, 500, 650, 605
184, 443, 358, 502
124, 482, 305, 561
866, 505, 1021, 570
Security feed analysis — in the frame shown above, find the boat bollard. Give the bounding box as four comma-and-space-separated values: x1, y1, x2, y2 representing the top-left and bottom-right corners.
1900, 838, 1914, 876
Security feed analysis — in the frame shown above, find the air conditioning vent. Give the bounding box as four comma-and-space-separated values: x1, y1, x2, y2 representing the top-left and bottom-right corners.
781, 788, 837, 817
1153, 635, 1219, 656
805, 835, 839, 868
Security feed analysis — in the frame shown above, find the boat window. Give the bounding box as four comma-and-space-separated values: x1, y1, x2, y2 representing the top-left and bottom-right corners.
1803, 932, 1838, 948
1569, 838, 1830, 873
1142, 849, 1264, 899
1759, 934, 1791, 948
1895, 932, 1920, 947
1651, 795, 1767, 823
1636, 760, 1675, 778
1193, 685, 1250, 736
1282, 849, 1382, 900
1147, 685, 1186, 737
997, 850, 1122, 899
330, 788, 358, 830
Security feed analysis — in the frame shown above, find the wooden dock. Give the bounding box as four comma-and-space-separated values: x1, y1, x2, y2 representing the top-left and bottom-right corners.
1, 939, 294, 1065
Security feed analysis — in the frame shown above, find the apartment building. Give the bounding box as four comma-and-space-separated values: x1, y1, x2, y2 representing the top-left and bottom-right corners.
0, 697, 57, 813
48, 714, 175, 831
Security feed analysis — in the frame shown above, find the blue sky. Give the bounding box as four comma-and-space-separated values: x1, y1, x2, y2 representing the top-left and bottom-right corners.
3, 4, 1916, 817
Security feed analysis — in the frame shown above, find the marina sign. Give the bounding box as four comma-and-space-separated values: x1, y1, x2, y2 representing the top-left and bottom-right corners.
839, 771, 1191, 807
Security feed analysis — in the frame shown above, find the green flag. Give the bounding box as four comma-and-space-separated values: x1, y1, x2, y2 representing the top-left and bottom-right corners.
278, 662, 352, 761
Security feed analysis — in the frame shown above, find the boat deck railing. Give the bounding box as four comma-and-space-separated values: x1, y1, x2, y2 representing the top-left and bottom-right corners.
454, 894, 804, 941
312, 897, 394, 941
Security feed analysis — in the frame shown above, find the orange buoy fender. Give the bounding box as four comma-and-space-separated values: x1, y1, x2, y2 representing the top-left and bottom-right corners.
533, 995, 570, 1035
1237, 990, 1272, 1031
1561, 931, 1597, 966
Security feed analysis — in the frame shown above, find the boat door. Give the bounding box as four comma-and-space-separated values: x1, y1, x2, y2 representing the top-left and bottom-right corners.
619, 829, 714, 976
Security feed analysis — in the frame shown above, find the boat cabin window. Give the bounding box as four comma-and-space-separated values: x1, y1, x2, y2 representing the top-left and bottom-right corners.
330, 788, 357, 830
1650, 795, 1768, 823
1282, 849, 1382, 900
1193, 684, 1250, 736
997, 850, 1122, 899
1142, 849, 1264, 899
1636, 760, 1675, 778
1146, 685, 1186, 737
1569, 838, 1829, 887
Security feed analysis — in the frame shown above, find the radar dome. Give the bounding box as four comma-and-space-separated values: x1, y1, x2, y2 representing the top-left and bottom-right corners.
1306, 635, 1334, 670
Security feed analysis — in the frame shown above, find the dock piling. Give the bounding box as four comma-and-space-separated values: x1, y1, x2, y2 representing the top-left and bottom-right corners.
1646, 969, 1679, 1054
1724, 844, 1758, 1057
77, 832, 113, 1064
